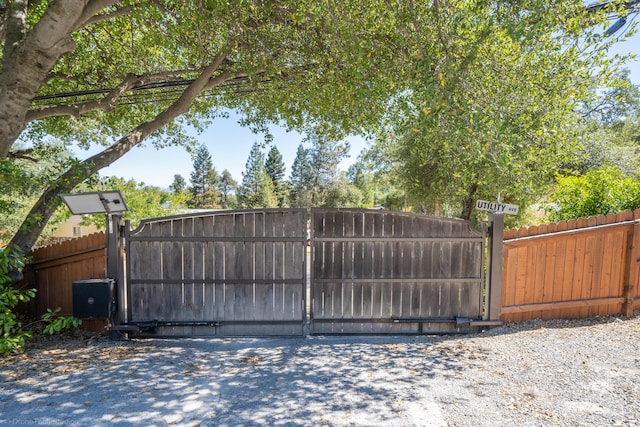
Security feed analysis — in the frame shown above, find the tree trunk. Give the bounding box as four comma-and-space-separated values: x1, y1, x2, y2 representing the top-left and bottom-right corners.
0, 1, 97, 157
460, 182, 479, 220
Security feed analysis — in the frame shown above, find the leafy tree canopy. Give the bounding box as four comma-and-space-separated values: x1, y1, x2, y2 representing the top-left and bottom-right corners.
217, 169, 238, 209
366, 1, 633, 219
0, 0, 631, 256
83, 176, 187, 228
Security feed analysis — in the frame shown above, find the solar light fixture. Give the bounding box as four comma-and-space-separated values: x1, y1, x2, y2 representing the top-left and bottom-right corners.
60, 191, 129, 215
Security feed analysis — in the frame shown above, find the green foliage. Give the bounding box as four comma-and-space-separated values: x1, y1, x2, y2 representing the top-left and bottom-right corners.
189, 145, 221, 209
288, 136, 350, 207
573, 74, 640, 177
547, 166, 640, 221
0, 249, 82, 355
2, 0, 632, 253
580, 69, 640, 125
237, 142, 277, 208
217, 169, 238, 209
265, 146, 288, 208
1, 143, 76, 245
82, 176, 184, 228
41, 307, 82, 335
0, 249, 34, 356
169, 174, 188, 194
289, 144, 314, 208
367, 0, 631, 219
325, 177, 364, 208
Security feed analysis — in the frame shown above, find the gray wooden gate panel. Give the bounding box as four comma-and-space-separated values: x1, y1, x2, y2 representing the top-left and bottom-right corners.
310, 208, 485, 334
126, 209, 307, 337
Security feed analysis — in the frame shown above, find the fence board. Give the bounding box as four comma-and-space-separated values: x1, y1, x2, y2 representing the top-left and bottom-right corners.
20, 233, 107, 333
502, 218, 638, 321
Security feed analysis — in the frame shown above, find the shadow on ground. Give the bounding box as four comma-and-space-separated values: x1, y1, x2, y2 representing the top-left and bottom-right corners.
0, 335, 488, 426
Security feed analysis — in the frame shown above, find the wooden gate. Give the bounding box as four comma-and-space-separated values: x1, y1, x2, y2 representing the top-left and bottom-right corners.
116, 208, 498, 337
310, 208, 487, 334
124, 209, 307, 336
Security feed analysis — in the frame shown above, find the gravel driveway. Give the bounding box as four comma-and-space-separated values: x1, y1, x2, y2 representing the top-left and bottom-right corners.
1, 313, 639, 427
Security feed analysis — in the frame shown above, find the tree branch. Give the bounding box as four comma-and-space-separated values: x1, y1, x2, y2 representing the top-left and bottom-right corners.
0, 1, 90, 157
8, 148, 37, 162
74, 0, 122, 30
0, 5, 7, 43
8, 52, 235, 259
2, 0, 28, 65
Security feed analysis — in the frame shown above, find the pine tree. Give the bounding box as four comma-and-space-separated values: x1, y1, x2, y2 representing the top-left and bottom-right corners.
289, 143, 314, 207
217, 169, 238, 209
289, 135, 349, 206
351, 166, 374, 207
265, 146, 287, 208
189, 144, 220, 208
237, 142, 277, 208
169, 174, 187, 194
309, 134, 349, 190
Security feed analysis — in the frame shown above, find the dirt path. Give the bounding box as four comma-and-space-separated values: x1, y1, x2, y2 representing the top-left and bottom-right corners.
1, 314, 639, 426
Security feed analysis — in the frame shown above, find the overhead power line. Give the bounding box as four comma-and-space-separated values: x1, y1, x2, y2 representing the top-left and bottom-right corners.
32, 74, 253, 103
585, 0, 640, 36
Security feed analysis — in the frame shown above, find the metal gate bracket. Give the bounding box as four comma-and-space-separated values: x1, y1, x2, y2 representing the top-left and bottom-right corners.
455, 317, 472, 326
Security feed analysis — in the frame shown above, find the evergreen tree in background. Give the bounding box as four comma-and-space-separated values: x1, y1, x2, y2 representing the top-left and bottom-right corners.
265, 146, 288, 208
189, 144, 220, 208
310, 135, 349, 188
307, 135, 350, 206
217, 169, 238, 209
169, 174, 187, 194
289, 144, 314, 207
351, 166, 375, 208
237, 142, 277, 208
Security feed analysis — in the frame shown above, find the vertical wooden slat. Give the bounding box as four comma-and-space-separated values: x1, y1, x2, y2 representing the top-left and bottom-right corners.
623, 223, 638, 316
547, 237, 566, 320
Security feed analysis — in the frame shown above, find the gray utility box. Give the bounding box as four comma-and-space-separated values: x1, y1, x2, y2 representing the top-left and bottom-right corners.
72, 278, 116, 318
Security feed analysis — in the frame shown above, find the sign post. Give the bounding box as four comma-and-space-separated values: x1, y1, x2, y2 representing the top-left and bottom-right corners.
474, 199, 518, 322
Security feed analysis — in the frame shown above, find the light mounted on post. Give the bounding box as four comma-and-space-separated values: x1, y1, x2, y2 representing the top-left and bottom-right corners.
60, 191, 128, 215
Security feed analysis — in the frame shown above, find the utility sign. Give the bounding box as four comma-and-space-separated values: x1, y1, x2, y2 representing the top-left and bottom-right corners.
475, 200, 519, 215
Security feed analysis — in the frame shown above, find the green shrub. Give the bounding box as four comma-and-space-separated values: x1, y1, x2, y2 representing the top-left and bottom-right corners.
0, 248, 82, 356
0, 249, 35, 356
547, 166, 640, 221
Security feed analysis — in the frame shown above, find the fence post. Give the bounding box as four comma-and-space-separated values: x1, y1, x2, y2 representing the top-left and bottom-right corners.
106, 214, 127, 324
622, 220, 639, 317
486, 213, 504, 321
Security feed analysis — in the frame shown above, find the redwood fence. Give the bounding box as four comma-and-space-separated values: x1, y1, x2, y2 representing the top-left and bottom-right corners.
19, 210, 640, 329
502, 210, 640, 322
20, 232, 107, 331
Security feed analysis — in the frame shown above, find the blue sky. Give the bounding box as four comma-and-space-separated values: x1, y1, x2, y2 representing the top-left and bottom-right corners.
83, 111, 369, 189
84, 21, 640, 189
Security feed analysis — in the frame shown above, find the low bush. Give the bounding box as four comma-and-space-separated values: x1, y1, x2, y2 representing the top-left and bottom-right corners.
0, 248, 81, 356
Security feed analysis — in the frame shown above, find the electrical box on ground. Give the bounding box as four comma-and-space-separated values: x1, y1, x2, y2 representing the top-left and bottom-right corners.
72, 278, 116, 318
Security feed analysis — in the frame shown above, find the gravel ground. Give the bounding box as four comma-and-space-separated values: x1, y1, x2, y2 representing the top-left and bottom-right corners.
1, 313, 639, 427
